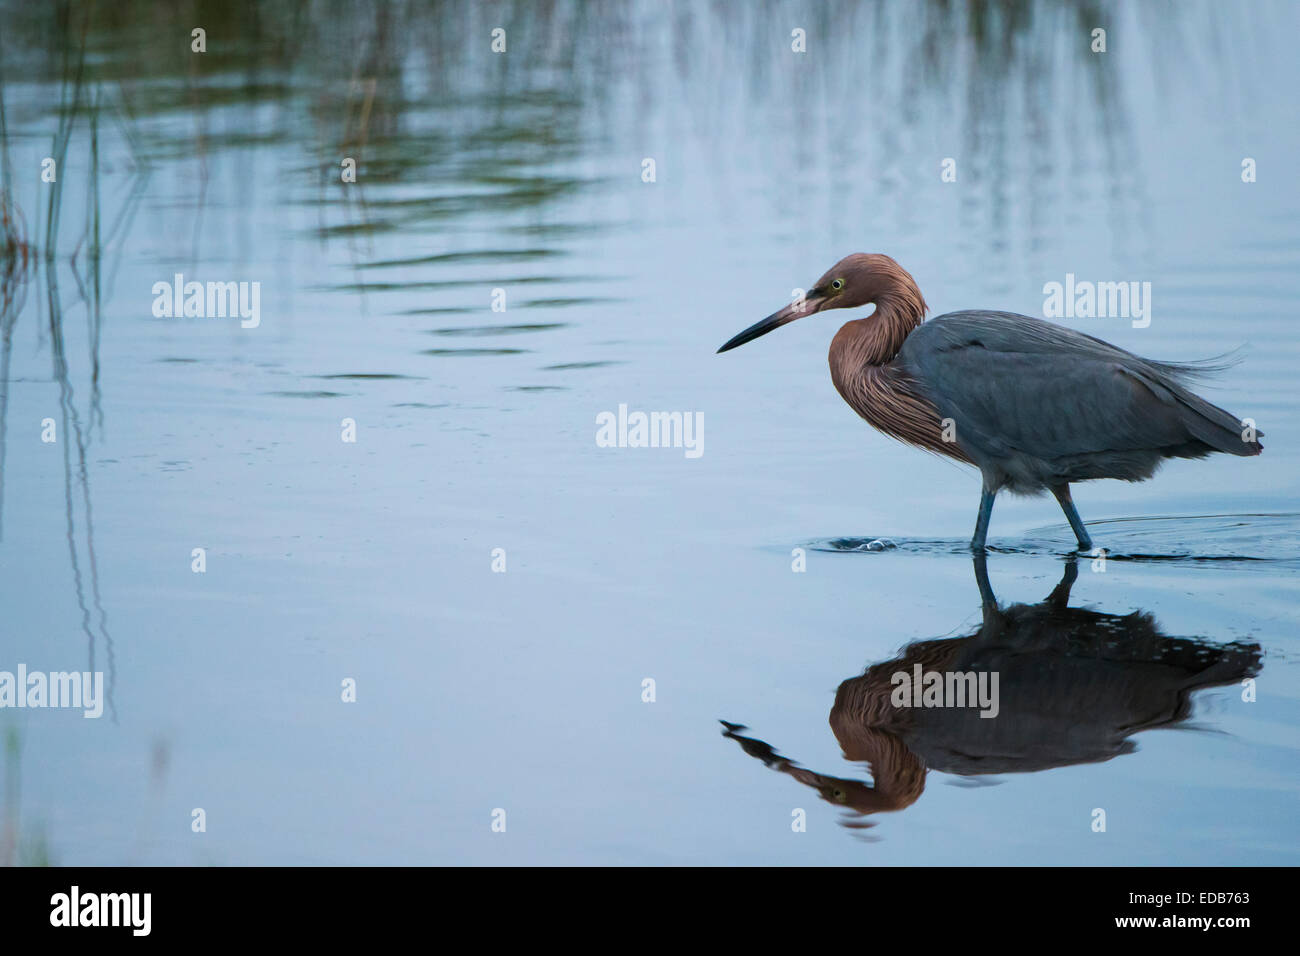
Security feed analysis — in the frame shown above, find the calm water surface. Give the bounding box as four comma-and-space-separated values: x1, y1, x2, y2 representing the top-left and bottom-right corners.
0, 0, 1297, 864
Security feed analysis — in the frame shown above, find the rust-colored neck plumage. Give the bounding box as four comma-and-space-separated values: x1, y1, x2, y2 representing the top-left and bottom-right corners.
828, 258, 928, 370
825, 259, 973, 462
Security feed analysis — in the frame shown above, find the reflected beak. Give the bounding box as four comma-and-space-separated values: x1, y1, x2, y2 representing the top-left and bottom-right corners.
716, 291, 826, 353
785, 767, 824, 787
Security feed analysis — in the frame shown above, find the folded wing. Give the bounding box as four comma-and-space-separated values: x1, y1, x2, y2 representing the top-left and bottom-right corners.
897, 311, 1258, 466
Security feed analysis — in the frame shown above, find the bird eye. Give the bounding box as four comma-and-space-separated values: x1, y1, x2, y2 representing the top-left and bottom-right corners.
830, 278, 844, 291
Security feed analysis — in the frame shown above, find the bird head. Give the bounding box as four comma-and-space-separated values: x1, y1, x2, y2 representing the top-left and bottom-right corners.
785, 766, 875, 807
716, 253, 926, 353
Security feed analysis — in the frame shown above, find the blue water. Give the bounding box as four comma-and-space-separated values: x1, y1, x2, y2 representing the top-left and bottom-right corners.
0, 0, 1297, 864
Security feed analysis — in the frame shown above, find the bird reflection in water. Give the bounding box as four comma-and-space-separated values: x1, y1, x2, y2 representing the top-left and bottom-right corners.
721, 555, 1261, 831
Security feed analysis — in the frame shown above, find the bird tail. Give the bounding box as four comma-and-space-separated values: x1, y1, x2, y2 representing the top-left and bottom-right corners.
1136, 347, 1261, 457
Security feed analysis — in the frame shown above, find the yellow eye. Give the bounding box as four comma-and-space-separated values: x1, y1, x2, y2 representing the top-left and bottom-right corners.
830, 278, 844, 291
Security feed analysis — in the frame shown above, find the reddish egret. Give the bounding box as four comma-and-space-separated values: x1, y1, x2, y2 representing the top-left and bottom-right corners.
721, 555, 1262, 822
717, 254, 1263, 551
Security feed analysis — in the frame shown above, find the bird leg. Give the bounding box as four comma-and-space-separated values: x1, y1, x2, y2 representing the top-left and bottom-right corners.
1051, 484, 1094, 552
972, 551, 1011, 636
970, 487, 996, 552
972, 551, 996, 607
1046, 556, 1079, 609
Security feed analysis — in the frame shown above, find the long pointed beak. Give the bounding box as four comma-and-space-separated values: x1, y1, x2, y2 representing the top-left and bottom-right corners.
716, 293, 825, 353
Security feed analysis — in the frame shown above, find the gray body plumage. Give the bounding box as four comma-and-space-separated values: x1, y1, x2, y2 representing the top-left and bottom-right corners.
897, 310, 1261, 495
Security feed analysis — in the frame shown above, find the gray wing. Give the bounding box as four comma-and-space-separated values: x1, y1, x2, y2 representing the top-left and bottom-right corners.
897, 311, 1255, 462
